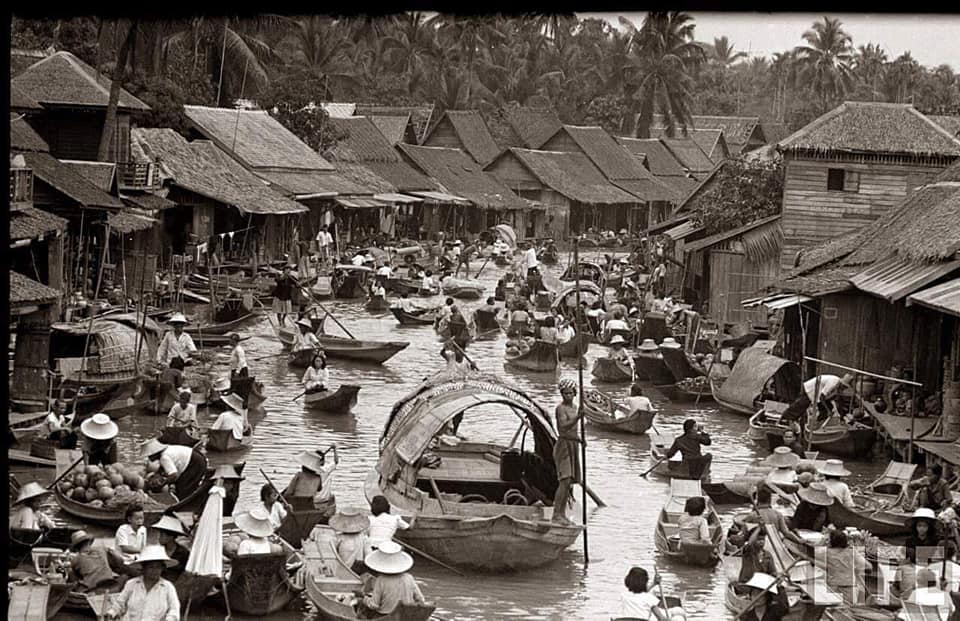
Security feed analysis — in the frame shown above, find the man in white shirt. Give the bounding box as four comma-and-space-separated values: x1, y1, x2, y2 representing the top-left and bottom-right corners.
228, 333, 248, 379
316, 225, 333, 265
351, 253, 367, 266
522, 242, 539, 278
156, 313, 197, 367
376, 264, 393, 278
803, 374, 853, 403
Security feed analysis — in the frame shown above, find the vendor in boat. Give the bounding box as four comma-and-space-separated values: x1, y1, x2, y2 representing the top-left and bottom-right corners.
9, 481, 55, 531
556, 315, 576, 345
283, 447, 339, 515
538, 316, 559, 344
617, 567, 666, 620
359, 540, 427, 617
664, 419, 712, 478
367, 494, 413, 553
69, 530, 123, 593
909, 464, 954, 510
441, 343, 476, 375
447, 307, 469, 344
508, 301, 531, 337
44, 398, 78, 449
294, 318, 322, 353
234, 507, 281, 556
229, 332, 248, 380
818, 459, 856, 509
150, 514, 191, 580
115, 504, 148, 565
156, 313, 198, 368
780, 429, 805, 458
790, 482, 834, 532
734, 486, 805, 548
624, 384, 655, 416
142, 438, 208, 499
824, 529, 869, 603
678, 496, 712, 545
737, 572, 789, 621
420, 270, 435, 293
104, 545, 180, 621
732, 525, 777, 583
763, 446, 800, 493
602, 309, 630, 343
330, 508, 370, 574
210, 396, 249, 440
81, 413, 120, 466
302, 353, 329, 394
607, 335, 633, 366
905, 508, 942, 560
394, 293, 416, 313
159, 356, 185, 393
166, 388, 199, 439
257, 483, 288, 530
370, 278, 387, 299
553, 379, 583, 525
780, 373, 855, 427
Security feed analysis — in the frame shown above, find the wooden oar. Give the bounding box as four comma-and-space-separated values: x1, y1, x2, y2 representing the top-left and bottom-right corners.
428, 477, 449, 514
48, 454, 85, 490
640, 456, 668, 479
396, 539, 465, 577
294, 279, 357, 339
654, 568, 671, 618
290, 390, 307, 402
259, 468, 304, 555
252, 351, 290, 362
735, 558, 801, 619
472, 256, 491, 280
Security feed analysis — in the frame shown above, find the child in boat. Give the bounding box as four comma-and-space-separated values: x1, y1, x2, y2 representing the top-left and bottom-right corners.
44, 398, 78, 449
302, 353, 329, 394
10, 482, 56, 531
257, 483, 288, 530
115, 504, 147, 565
367, 495, 413, 554
360, 541, 427, 616
294, 318, 322, 352
284, 447, 339, 515
330, 508, 370, 574
617, 566, 665, 620
166, 388, 198, 438
677, 496, 711, 544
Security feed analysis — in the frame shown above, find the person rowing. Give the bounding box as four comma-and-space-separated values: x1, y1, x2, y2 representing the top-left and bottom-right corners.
302, 353, 329, 394
664, 419, 712, 480
294, 317, 322, 354
156, 312, 197, 369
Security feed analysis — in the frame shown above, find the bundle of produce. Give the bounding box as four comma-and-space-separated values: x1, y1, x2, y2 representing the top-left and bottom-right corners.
677, 376, 709, 391
58, 463, 152, 510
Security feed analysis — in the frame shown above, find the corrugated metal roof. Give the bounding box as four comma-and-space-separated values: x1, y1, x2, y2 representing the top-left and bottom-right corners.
683, 215, 782, 254
335, 196, 385, 209
662, 220, 703, 240
374, 193, 422, 204
408, 190, 470, 205
742, 293, 814, 310
907, 277, 960, 317
850, 255, 960, 302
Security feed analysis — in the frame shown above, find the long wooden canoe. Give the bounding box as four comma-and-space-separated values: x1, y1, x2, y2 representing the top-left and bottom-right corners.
808, 422, 876, 458
318, 335, 409, 364
205, 428, 254, 452
185, 312, 256, 336
364, 295, 390, 312
725, 579, 829, 620
825, 462, 915, 536
304, 385, 361, 414
635, 353, 675, 385
504, 340, 559, 372
582, 389, 655, 434
660, 347, 705, 382
654, 479, 723, 566
649, 442, 712, 481
591, 357, 634, 383
390, 307, 436, 326
289, 347, 320, 368
558, 332, 590, 359
220, 551, 302, 615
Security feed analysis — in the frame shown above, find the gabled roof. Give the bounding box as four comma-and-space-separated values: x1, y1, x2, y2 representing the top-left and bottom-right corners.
10, 205, 68, 241
398, 144, 526, 211
617, 137, 687, 177
10, 83, 42, 112
503, 106, 563, 149
674, 161, 725, 214
651, 114, 762, 152
505, 148, 639, 205
659, 136, 716, 174
11, 270, 61, 306
548, 125, 650, 181
10, 48, 50, 78
20, 152, 124, 210
327, 116, 403, 163
363, 161, 438, 193
60, 160, 116, 192
779, 102, 960, 158
320, 103, 356, 118
331, 162, 395, 194
368, 114, 412, 145
131, 128, 307, 215
355, 104, 434, 143
687, 129, 729, 163
10, 115, 50, 152
759, 122, 791, 145
930, 115, 960, 138
424, 110, 502, 167
11, 51, 149, 112
183, 105, 335, 172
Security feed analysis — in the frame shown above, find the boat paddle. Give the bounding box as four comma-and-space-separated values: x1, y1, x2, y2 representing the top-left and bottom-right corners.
395, 539, 465, 577
48, 454, 86, 491
734, 558, 801, 619
654, 568, 671, 618
640, 455, 668, 479
290, 389, 307, 402
258, 468, 305, 557
294, 279, 357, 340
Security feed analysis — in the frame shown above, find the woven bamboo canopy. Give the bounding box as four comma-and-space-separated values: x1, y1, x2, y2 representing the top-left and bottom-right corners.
715, 347, 802, 410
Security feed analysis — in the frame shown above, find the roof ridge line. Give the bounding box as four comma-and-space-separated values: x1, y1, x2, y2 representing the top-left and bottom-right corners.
910, 107, 960, 149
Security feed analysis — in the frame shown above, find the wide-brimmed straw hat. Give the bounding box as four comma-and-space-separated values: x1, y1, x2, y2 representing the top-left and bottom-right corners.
213, 377, 231, 392
296, 318, 313, 329
329, 508, 370, 534
236, 507, 274, 538
221, 393, 246, 414
906, 508, 938, 528
212, 464, 244, 480
744, 572, 777, 591
609, 335, 626, 345
763, 446, 800, 469
364, 540, 414, 575
298, 450, 328, 474
142, 438, 169, 459
128, 544, 178, 568
797, 482, 834, 507
817, 459, 851, 478
13, 481, 52, 506
177, 387, 192, 397
638, 338, 658, 352
80, 413, 118, 441
151, 515, 186, 537
167, 312, 188, 324
660, 337, 681, 349
70, 530, 95, 550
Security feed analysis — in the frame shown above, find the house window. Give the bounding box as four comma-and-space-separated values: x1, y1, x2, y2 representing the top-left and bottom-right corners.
827, 169, 845, 191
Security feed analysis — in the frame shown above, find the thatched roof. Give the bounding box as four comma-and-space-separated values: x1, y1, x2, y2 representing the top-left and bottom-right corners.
430, 110, 502, 166
132, 128, 307, 215
20, 152, 124, 210
774, 264, 860, 297
617, 137, 687, 177
716, 348, 802, 409
779, 102, 960, 158
10, 270, 61, 306
553, 125, 650, 181
929, 115, 960, 138
10, 115, 49, 152
613, 178, 678, 203
332, 162, 396, 194
355, 104, 434, 143
10, 83, 42, 112
398, 144, 527, 211
659, 136, 716, 174
121, 192, 175, 211
108, 209, 157, 234
367, 114, 412, 145
503, 106, 563, 149
10, 48, 49, 78
60, 160, 115, 192
652, 114, 761, 153
11, 51, 149, 112
759, 122, 791, 145
674, 161, 724, 214
363, 161, 438, 193
687, 129, 729, 163
506, 148, 639, 205
327, 116, 402, 162
10, 205, 68, 241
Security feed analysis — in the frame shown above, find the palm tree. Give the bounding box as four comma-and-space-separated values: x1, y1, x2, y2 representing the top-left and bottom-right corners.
383, 12, 435, 95
276, 16, 358, 97
883, 52, 923, 104
622, 12, 706, 138
853, 43, 887, 101
711, 35, 747, 67
769, 50, 798, 122
795, 16, 855, 113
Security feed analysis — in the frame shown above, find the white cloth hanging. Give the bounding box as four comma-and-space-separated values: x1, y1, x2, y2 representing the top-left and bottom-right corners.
185, 485, 225, 577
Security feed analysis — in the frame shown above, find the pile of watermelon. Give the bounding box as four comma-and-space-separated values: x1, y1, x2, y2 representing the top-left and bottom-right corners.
58, 463, 150, 510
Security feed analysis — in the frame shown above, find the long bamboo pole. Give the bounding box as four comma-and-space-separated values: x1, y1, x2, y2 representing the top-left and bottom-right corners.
70, 222, 112, 414
574, 236, 589, 565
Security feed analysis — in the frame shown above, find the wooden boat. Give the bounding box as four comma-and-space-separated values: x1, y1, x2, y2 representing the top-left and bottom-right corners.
63, 584, 122, 615
475, 308, 503, 335
301, 525, 436, 621
747, 403, 794, 444
725, 577, 831, 620
669, 378, 714, 403
10, 411, 50, 442
9, 527, 75, 569
331, 265, 373, 298
763, 525, 845, 615
364, 294, 390, 312
390, 306, 436, 326
827, 462, 915, 536
318, 335, 409, 364
311, 276, 333, 299
591, 357, 634, 383
649, 440, 712, 481
559, 261, 606, 287
304, 385, 361, 413
191, 333, 251, 347
558, 332, 590, 359
158, 426, 201, 447
660, 347, 706, 382
9, 448, 57, 467
808, 417, 877, 458
221, 551, 302, 615
654, 479, 723, 566
711, 347, 803, 416
386, 277, 437, 297
582, 389, 655, 434
703, 482, 753, 505
366, 376, 583, 571
505, 340, 559, 372
185, 312, 256, 336
206, 428, 254, 452
635, 353, 675, 385
442, 279, 484, 300
276, 496, 336, 548
289, 347, 322, 368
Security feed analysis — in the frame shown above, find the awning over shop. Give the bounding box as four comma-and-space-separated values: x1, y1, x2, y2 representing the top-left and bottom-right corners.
374, 193, 422, 204
408, 191, 470, 206
662, 220, 703, 241
850, 255, 960, 302
335, 196, 386, 209
742, 293, 815, 310
907, 277, 960, 317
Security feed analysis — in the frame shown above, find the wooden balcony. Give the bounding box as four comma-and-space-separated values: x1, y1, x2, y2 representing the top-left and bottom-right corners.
10, 168, 33, 203
117, 162, 160, 190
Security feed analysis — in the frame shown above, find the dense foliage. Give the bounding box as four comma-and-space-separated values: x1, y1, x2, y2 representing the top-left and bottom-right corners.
690, 159, 785, 235
12, 13, 960, 135
258, 70, 346, 153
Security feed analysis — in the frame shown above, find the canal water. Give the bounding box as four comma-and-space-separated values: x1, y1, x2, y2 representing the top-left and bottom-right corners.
19, 258, 887, 620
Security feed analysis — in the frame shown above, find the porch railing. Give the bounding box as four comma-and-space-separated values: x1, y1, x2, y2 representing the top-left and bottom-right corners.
117, 162, 160, 190
10, 168, 33, 203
